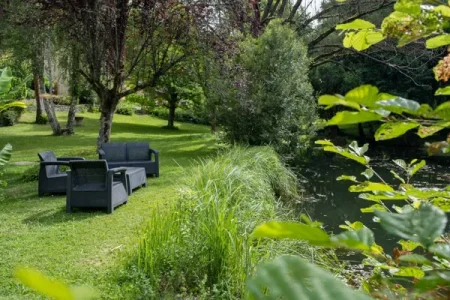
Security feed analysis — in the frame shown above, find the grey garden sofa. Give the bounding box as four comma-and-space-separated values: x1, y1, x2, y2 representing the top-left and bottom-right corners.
66, 160, 128, 214
98, 142, 159, 177
38, 151, 85, 196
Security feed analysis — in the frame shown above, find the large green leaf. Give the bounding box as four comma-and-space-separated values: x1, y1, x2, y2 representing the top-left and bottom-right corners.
375, 97, 420, 114
436, 86, 450, 96
0, 67, 13, 96
429, 244, 450, 260
431, 197, 450, 212
15, 267, 97, 300
394, 0, 422, 15
344, 85, 379, 107
374, 121, 420, 141
426, 34, 450, 49
434, 5, 450, 17
409, 160, 426, 177
331, 227, 374, 251
398, 239, 422, 251
322, 145, 368, 165
415, 272, 450, 292
318, 94, 360, 111
247, 255, 372, 300
336, 19, 376, 30
251, 221, 332, 246
327, 111, 383, 126
374, 204, 447, 248
359, 192, 407, 202
390, 266, 425, 279
398, 254, 431, 265
349, 182, 394, 192
0, 144, 12, 166
361, 204, 387, 213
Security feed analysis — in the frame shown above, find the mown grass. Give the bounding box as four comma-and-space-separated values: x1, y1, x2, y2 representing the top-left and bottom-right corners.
0, 111, 217, 299
134, 146, 341, 299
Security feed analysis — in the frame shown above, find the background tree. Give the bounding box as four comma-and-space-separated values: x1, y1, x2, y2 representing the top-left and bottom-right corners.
38, 0, 202, 148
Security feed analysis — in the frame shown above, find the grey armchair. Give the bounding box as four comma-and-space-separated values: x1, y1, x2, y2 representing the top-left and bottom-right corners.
38, 151, 85, 196
66, 160, 128, 214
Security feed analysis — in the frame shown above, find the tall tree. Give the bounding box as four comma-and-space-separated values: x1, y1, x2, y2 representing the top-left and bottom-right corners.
38, 0, 201, 148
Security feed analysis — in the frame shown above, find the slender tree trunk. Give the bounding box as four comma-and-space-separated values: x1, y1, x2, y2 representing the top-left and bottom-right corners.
33, 72, 43, 123
167, 103, 176, 129
66, 96, 77, 135
42, 97, 62, 135
66, 47, 80, 135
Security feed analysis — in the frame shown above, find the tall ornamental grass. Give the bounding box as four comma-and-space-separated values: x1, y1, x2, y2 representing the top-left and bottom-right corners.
136, 146, 339, 298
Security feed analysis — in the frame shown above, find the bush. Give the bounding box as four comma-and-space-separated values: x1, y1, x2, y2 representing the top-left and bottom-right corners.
135, 146, 339, 298
151, 107, 208, 125
116, 101, 135, 116
79, 89, 96, 105
51, 96, 72, 106
0, 107, 24, 126
35, 115, 48, 125
216, 21, 318, 154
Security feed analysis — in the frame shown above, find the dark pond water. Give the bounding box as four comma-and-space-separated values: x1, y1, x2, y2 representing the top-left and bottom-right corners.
295, 146, 450, 252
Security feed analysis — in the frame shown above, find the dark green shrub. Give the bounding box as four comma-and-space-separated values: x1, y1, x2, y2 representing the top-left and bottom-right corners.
151, 107, 208, 125
116, 101, 135, 116
35, 115, 48, 125
79, 89, 96, 105
0, 107, 24, 126
216, 21, 317, 154
52, 96, 72, 106
116, 106, 134, 116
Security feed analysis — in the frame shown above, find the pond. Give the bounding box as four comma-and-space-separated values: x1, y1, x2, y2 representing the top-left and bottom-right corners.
296, 146, 450, 253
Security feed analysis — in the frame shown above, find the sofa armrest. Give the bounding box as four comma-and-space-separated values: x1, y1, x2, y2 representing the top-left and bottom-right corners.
98, 149, 106, 159
149, 148, 159, 161
40, 161, 70, 166
58, 157, 85, 161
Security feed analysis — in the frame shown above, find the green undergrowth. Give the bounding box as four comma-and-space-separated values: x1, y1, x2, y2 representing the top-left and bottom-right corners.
129, 146, 341, 299
0, 111, 217, 299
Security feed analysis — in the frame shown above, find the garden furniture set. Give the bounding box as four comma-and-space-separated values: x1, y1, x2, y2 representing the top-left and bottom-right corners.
37, 142, 159, 214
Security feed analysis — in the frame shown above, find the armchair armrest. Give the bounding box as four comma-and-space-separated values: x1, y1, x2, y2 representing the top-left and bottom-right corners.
58, 157, 85, 161
98, 149, 106, 159
108, 167, 128, 192
40, 161, 70, 166
109, 167, 128, 174
149, 148, 159, 161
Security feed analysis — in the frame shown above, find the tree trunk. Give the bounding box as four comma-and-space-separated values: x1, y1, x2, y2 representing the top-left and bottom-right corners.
167, 104, 176, 129
42, 97, 62, 135
97, 106, 115, 149
66, 95, 77, 135
66, 47, 80, 135
33, 72, 43, 123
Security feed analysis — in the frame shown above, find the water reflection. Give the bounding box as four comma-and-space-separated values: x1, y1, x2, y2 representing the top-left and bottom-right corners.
295, 151, 450, 251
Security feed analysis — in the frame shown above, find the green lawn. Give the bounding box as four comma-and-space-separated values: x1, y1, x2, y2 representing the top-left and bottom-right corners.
0, 111, 216, 299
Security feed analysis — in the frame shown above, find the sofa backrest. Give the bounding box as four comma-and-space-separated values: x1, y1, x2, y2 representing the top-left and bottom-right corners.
38, 151, 58, 177
101, 143, 127, 162
70, 160, 108, 191
126, 142, 150, 161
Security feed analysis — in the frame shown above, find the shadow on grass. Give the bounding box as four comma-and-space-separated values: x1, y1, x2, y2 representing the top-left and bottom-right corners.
22, 204, 126, 226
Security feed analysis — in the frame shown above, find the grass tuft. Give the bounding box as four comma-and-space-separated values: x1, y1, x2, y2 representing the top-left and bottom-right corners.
135, 146, 341, 298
